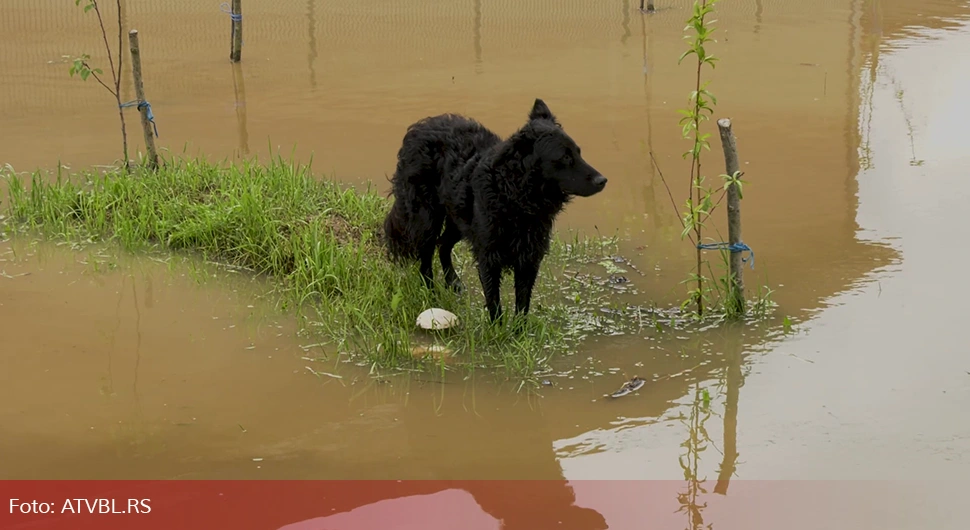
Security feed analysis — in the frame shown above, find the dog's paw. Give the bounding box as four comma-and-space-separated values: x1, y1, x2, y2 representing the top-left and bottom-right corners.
448, 279, 466, 295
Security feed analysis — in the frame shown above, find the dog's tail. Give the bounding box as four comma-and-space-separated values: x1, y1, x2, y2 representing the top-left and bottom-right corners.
382, 118, 450, 263
383, 162, 441, 263
383, 196, 423, 262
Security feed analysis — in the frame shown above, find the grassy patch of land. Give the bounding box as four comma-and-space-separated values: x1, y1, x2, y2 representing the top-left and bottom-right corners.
1, 155, 633, 379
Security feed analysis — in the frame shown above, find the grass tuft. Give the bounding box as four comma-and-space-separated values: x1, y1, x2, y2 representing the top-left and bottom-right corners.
1, 155, 630, 380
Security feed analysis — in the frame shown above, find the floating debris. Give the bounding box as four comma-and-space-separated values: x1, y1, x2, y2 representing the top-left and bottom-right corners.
416, 308, 460, 330
605, 376, 646, 399
598, 259, 627, 275
305, 366, 342, 379
606, 255, 646, 276
410, 343, 453, 360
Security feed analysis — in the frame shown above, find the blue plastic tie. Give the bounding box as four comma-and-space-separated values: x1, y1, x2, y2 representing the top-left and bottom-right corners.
219, 3, 245, 47
696, 241, 755, 270
219, 2, 242, 22
120, 99, 159, 138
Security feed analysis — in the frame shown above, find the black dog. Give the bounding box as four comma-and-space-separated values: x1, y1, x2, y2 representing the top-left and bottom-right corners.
383, 99, 607, 322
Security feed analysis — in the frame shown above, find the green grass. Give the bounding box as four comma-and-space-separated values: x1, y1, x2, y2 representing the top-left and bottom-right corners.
1, 154, 632, 380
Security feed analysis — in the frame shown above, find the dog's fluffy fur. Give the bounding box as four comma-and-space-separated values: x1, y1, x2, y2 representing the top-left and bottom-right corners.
383, 99, 607, 321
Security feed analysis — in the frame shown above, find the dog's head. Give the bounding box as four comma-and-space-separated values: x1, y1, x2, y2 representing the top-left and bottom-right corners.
525, 99, 607, 198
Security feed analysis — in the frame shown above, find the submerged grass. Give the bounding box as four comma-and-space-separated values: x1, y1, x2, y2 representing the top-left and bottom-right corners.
1, 154, 630, 380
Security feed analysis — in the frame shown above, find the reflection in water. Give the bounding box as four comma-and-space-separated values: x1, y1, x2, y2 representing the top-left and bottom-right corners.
858, 0, 880, 171
231, 62, 249, 155
677, 384, 713, 530
754, 0, 763, 34
845, 0, 866, 210
887, 73, 924, 167
354, 390, 609, 528
621, 0, 631, 45
130, 276, 143, 409
307, 0, 317, 89
456, 481, 607, 530
714, 334, 743, 495
103, 277, 125, 399
208, 480, 607, 530
868, 0, 883, 39
473, 0, 483, 73
859, 66, 876, 169
144, 275, 153, 308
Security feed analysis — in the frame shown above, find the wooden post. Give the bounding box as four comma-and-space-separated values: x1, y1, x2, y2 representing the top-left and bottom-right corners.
641, 0, 655, 12
717, 118, 743, 313
307, 0, 318, 88
128, 30, 159, 170
231, 62, 250, 155
230, 0, 243, 62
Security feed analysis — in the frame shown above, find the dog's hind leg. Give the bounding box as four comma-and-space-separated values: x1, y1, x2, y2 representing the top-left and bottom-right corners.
438, 220, 465, 293
417, 209, 444, 289
477, 259, 503, 322
513, 262, 540, 316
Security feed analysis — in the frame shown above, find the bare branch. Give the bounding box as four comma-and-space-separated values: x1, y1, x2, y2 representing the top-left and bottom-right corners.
83, 63, 118, 96
91, 2, 119, 84
649, 151, 697, 246
703, 188, 728, 222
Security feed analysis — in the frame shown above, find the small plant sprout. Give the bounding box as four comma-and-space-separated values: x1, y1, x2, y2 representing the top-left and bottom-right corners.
70, 0, 131, 168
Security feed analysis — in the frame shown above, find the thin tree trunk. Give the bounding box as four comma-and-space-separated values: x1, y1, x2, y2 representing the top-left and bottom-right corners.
115, 0, 128, 167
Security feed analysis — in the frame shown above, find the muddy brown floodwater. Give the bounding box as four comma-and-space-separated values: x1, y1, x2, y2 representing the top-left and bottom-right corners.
3, 0, 970, 528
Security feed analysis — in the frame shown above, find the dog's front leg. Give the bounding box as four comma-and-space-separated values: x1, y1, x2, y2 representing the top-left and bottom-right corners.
438, 223, 465, 293
478, 261, 503, 322
418, 239, 437, 289
514, 263, 540, 315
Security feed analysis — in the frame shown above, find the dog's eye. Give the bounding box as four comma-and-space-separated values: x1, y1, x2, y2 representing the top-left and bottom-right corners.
561, 154, 572, 165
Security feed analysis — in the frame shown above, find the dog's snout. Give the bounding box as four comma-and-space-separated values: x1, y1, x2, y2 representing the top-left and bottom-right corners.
592, 174, 607, 188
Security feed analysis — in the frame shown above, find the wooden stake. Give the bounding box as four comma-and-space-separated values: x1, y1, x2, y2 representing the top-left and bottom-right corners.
717, 118, 744, 313
230, 0, 243, 62
231, 62, 249, 155
128, 29, 158, 170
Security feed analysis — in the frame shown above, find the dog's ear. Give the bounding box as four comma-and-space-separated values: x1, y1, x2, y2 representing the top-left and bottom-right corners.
529, 98, 556, 122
